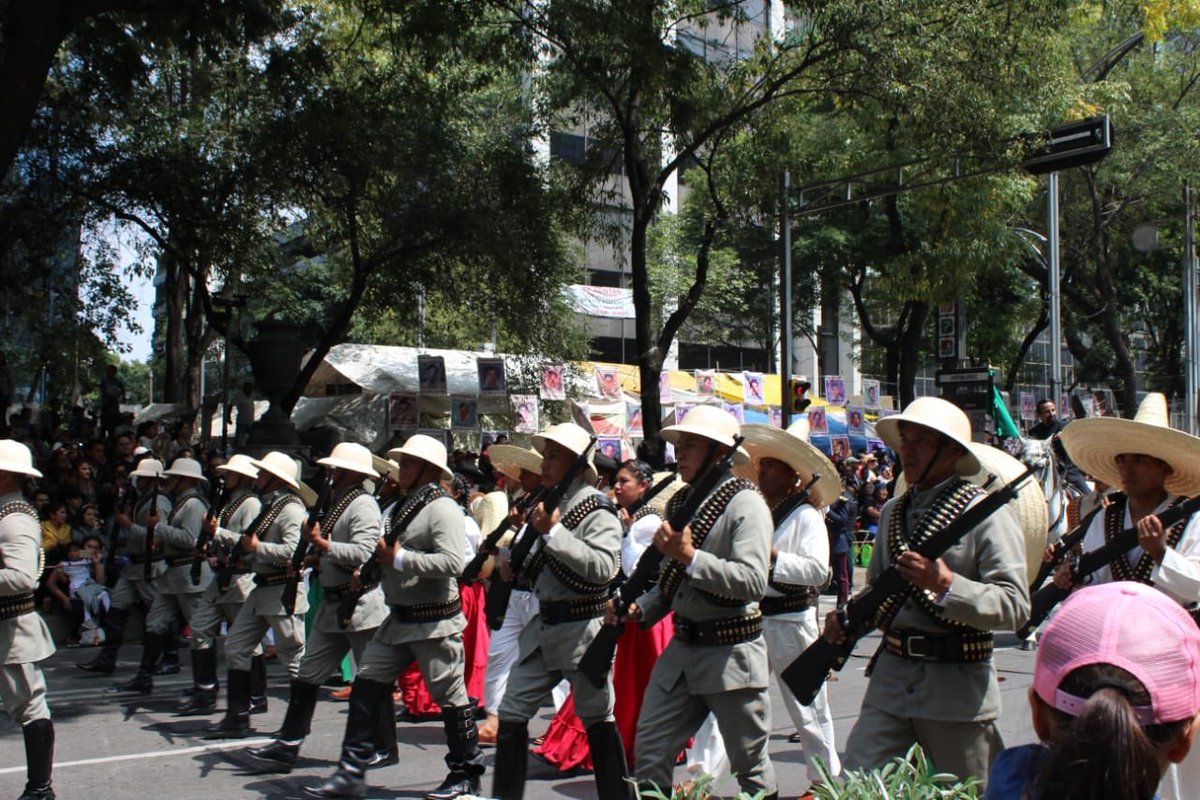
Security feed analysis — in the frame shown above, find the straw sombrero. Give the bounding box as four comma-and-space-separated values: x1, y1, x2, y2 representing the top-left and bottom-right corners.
486, 444, 543, 483
371, 454, 400, 484
897, 441, 1048, 582
645, 471, 685, 516
1059, 393, 1200, 497
472, 490, 509, 539
733, 420, 840, 508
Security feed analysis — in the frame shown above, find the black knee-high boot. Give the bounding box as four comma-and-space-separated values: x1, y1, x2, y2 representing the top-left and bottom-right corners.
249, 653, 269, 713
205, 668, 253, 739
157, 626, 181, 674
114, 631, 162, 693
491, 719, 529, 800
246, 679, 321, 773
78, 606, 128, 673
367, 686, 397, 768
426, 704, 485, 800
18, 718, 54, 800
177, 649, 219, 715
586, 720, 633, 800
302, 678, 392, 798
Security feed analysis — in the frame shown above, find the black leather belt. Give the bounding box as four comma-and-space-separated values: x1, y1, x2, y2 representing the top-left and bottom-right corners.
0, 593, 35, 620
323, 583, 353, 601
163, 556, 193, 567
254, 573, 290, 587
674, 612, 762, 646
759, 594, 813, 616
884, 628, 994, 663
390, 598, 462, 623
539, 596, 607, 625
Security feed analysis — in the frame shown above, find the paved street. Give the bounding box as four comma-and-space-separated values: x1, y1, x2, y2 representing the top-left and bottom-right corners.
0, 594, 1040, 799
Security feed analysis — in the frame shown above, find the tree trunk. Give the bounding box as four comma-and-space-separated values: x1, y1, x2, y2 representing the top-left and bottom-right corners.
631, 211, 665, 466
897, 300, 928, 407
163, 251, 187, 404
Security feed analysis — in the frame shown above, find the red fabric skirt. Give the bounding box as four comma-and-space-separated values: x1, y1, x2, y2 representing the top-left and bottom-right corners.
532, 613, 673, 770
398, 581, 490, 717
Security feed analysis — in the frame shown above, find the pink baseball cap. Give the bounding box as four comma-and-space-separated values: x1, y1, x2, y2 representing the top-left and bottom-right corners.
1033, 582, 1200, 725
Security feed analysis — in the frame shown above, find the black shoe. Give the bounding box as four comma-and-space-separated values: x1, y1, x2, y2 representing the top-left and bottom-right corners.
302, 770, 366, 798
113, 673, 153, 694
249, 695, 269, 715
155, 659, 182, 676
365, 745, 398, 769
176, 688, 218, 716
203, 714, 253, 740
17, 784, 55, 800
77, 654, 115, 674
246, 740, 300, 773
425, 771, 478, 800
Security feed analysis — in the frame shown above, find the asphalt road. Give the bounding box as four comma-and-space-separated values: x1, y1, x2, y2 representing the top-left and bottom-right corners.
0, 593, 1040, 799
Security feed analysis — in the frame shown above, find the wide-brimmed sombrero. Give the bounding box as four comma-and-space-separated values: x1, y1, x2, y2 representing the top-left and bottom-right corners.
644, 471, 685, 516
488, 444, 543, 483
733, 419, 840, 508
1059, 393, 1200, 497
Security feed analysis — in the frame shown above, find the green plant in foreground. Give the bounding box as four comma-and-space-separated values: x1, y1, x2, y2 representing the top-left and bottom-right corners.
810, 744, 981, 799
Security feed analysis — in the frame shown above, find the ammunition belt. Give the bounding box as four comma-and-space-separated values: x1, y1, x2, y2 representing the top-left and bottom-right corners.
673, 612, 763, 647
253, 573, 290, 587
883, 628, 994, 663
539, 596, 608, 626
759, 593, 814, 616
0, 593, 35, 620
390, 597, 462, 623
323, 583, 362, 601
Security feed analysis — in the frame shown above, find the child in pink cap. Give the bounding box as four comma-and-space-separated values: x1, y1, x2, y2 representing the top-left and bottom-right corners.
986, 581, 1200, 799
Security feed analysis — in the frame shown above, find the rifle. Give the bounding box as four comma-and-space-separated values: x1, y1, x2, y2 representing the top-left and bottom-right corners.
1026, 502, 1106, 594
1021, 494, 1200, 635
215, 495, 272, 593
780, 468, 1035, 706
144, 478, 161, 582
578, 441, 748, 688
461, 486, 547, 583
281, 477, 333, 616
192, 483, 227, 586
484, 437, 597, 631
336, 483, 441, 628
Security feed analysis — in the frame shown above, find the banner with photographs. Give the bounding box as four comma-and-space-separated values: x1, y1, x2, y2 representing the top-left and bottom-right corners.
674, 402, 695, 424
830, 435, 851, 462
769, 406, 783, 428
807, 406, 829, 434
626, 401, 643, 435
540, 363, 566, 400
863, 379, 881, 411
388, 392, 418, 430
1019, 391, 1036, 421
846, 405, 865, 434
595, 366, 622, 400
742, 371, 765, 405
659, 371, 672, 404
477, 357, 507, 395
695, 369, 716, 397
597, 436, 623, 463
722, 401, 744, 424
417, 355, 447, 395
451, 395, 479, 430
824, 375, 847, 405
511, 394, 539, 434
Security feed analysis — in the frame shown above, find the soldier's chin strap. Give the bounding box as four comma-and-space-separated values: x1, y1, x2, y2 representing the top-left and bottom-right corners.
910, 436, 949, 491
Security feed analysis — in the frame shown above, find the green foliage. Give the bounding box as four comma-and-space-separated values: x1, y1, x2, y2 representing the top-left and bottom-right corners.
810, 745, 981, 800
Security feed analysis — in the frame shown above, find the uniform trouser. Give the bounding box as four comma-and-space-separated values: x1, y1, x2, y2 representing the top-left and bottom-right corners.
482, 589, 538, 714
146, 591, 209, 645
189, 596, 249, 649
356, 632, 470, 708
224, 603, 305, 676
0, 662, 50, 726
109, 574, 156, 612
764, 612, 840, 782
498, 644, 614, 728
297, 622, 377, 686
843, 703, 1003, 787
635, 674, 774, 796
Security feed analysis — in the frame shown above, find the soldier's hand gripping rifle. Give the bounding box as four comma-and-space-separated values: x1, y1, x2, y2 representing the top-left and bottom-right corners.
484, 437, 597, 631
282, 477, 333, 616
1021, 493, 1200, 636
578, 445, 744, 688
216, 495, 274, 593
144, 477, 161, 582
1025, 502, 1106, 595
336, 483, 441, 629
780, 467, 1034, 706
192, 482, 227, 586
460, 486, 548, 583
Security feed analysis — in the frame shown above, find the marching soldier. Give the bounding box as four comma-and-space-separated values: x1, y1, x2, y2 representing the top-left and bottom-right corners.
248, 442, 397, 772
303, 434, 483, 800
206, 451, 310, 739
491, 423, 627, 800
177, 453, 263, 715
0, 440, 56, 800
78, 458, 171, 677
620, 406, 778, 798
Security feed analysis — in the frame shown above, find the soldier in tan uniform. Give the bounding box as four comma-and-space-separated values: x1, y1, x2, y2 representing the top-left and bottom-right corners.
248, 442, 396, 773
0, 440, 56, 800
206, 451, 309, 739
114, 457, 211, 694
492, 423, 627, 800
303, 434, 483, 800
623, 406, 777, 798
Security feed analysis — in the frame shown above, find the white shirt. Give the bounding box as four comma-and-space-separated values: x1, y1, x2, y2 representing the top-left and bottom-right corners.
1081, 494, 1200, 605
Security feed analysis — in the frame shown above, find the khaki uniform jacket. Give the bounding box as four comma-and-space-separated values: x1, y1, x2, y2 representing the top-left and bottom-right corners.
636, 477, 773, 694
244, 488, 309, 616
209, 488, 262, 603
0, 492, 54, 664
861, 478, 1029, 722
126, 491, 173, 582
315, 488, 386, 634
153, 487, 211, 594
520, 481, 622, 672
376, 489, 465, 644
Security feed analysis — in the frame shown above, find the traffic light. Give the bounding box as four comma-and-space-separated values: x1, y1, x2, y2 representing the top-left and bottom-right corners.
789, 379, 812, 414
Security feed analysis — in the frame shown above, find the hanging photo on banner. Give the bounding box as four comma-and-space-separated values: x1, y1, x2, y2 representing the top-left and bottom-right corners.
807, 406, 829, 434
722, 401, 744, 424
863, 379, 881, 410
388, 392, 418, 430
595, 366, 622, 400
695, 369, 716, 397
511, 394, 539, 434
824, 375, 847, 405
769, 405, 783, 428
626, 401, 643, 434
1060, 393, 1071, 421
1019, 391, 1036, 422
659, 371, 672, 404
540, 363, 566, 400
742, 371, 765, 405
830, 435, 851, 462
675, 402, 694, 425
451, 396, 479, 430
846, 405, 865, 434
597, 436, 622, 463
480, 431, 507, 451
477, 358, 506, 395
418, 428, 447, 448
417, 355, 447, 395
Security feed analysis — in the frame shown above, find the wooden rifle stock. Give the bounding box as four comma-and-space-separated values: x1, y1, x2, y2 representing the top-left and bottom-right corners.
282, 478, 333, 615
780, 468, 1034, 706
1022, 494, 1200, 635
484, 438, 597, 631
192, 485, 227, 586
578, 440, 745, 688
461, 486, 547, 583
